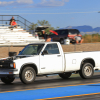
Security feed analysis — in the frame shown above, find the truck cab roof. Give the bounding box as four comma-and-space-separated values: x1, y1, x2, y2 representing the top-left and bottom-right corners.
29, 42, 59, 45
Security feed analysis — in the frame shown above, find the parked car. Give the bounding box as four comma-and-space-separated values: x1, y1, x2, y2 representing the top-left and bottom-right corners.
51, 29, 82, 44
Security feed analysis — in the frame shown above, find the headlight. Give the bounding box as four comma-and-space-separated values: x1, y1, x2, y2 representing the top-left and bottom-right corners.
10, 63, 16, 68
10, 63, 13, 68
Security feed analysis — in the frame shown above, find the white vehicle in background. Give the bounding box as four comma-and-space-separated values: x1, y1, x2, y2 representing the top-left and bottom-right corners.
0, 42, 100, 84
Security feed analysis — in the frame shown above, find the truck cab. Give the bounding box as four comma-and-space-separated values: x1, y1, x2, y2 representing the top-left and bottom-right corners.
18, 42, 65, 74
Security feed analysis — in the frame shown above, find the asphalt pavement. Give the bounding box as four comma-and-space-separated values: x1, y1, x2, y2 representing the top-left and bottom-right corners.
0, 72, 100, 100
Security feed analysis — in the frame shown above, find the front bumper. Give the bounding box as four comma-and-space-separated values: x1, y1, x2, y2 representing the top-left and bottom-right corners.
0, 69, 18, 77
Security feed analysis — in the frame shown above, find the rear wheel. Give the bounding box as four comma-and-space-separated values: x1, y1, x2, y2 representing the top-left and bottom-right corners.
60, 39, 64, 44
1, 77, 15, 84
20, 67, 36, 84
79, 63, 94, 79
59, 72, 72, 79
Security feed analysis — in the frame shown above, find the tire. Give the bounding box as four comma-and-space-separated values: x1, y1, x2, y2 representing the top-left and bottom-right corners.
79, 63, 94, 79
60, 39, 64, 44
59, 72, 72, 79
20, 67, 36, 84
1, 77, 15, 84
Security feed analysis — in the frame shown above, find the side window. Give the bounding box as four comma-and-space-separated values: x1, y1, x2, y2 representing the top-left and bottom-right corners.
69, 30, 74, 35
56, 30, 67, 35
61, 30, 66, 35
44, 44, 60, 54
69, 30, 79, 35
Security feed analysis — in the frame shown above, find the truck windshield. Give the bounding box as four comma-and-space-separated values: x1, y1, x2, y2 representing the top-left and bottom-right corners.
18, 44, 44, 55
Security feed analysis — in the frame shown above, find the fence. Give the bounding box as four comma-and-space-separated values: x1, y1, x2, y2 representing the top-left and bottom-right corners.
1, 43, 100, 58
0, 45, 25, 59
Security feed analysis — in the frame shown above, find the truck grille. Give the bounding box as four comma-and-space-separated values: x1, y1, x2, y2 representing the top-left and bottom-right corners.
0, 60, 13, 69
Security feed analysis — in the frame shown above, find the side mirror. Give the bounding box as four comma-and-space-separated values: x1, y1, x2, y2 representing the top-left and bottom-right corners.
42, 50, 48, 55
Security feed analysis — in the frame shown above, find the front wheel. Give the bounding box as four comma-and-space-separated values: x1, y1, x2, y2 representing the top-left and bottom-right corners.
79, 63, 94, 79
20, 67, 36, 84
59, 72, 72, 79
1, 77, 15, 84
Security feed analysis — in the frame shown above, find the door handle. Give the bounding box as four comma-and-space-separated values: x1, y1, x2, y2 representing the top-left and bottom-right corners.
57, 55, 61, 57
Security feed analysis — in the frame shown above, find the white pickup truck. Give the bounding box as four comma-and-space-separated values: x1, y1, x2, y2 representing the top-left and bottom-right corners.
0, 42, 100, 84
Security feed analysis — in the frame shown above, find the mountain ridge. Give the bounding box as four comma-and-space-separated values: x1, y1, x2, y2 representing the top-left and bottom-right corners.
64, 25, 100, 32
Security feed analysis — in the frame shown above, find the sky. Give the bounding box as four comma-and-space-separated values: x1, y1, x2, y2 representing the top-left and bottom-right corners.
0, 0, 100, 28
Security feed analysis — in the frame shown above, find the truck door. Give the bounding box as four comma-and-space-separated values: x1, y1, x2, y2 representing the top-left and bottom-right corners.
40, 43, 63, 73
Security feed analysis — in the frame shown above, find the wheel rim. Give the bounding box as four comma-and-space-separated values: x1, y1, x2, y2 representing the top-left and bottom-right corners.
84, 66, 92, 76
25, 70, 34, 81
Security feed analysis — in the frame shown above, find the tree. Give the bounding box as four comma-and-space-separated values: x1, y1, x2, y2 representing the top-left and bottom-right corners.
29, 20, 56, 34
37, 20, 55, 34
29, 23, 38, 30
56, 26, 60, 29
37, 20, 51, 27
46, 27, 55, 34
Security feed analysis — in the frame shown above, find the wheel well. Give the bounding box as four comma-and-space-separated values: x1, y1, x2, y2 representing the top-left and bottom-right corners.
20, 64, 38, 75
81, 58, 95, 68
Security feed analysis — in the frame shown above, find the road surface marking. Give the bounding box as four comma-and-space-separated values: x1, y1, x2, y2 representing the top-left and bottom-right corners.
0, 82, 100, 93
37, 92, 100, 100
0, 82, 100, 100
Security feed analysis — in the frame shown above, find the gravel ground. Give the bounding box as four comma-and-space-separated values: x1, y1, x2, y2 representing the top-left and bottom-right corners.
0, 43, 100, 58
